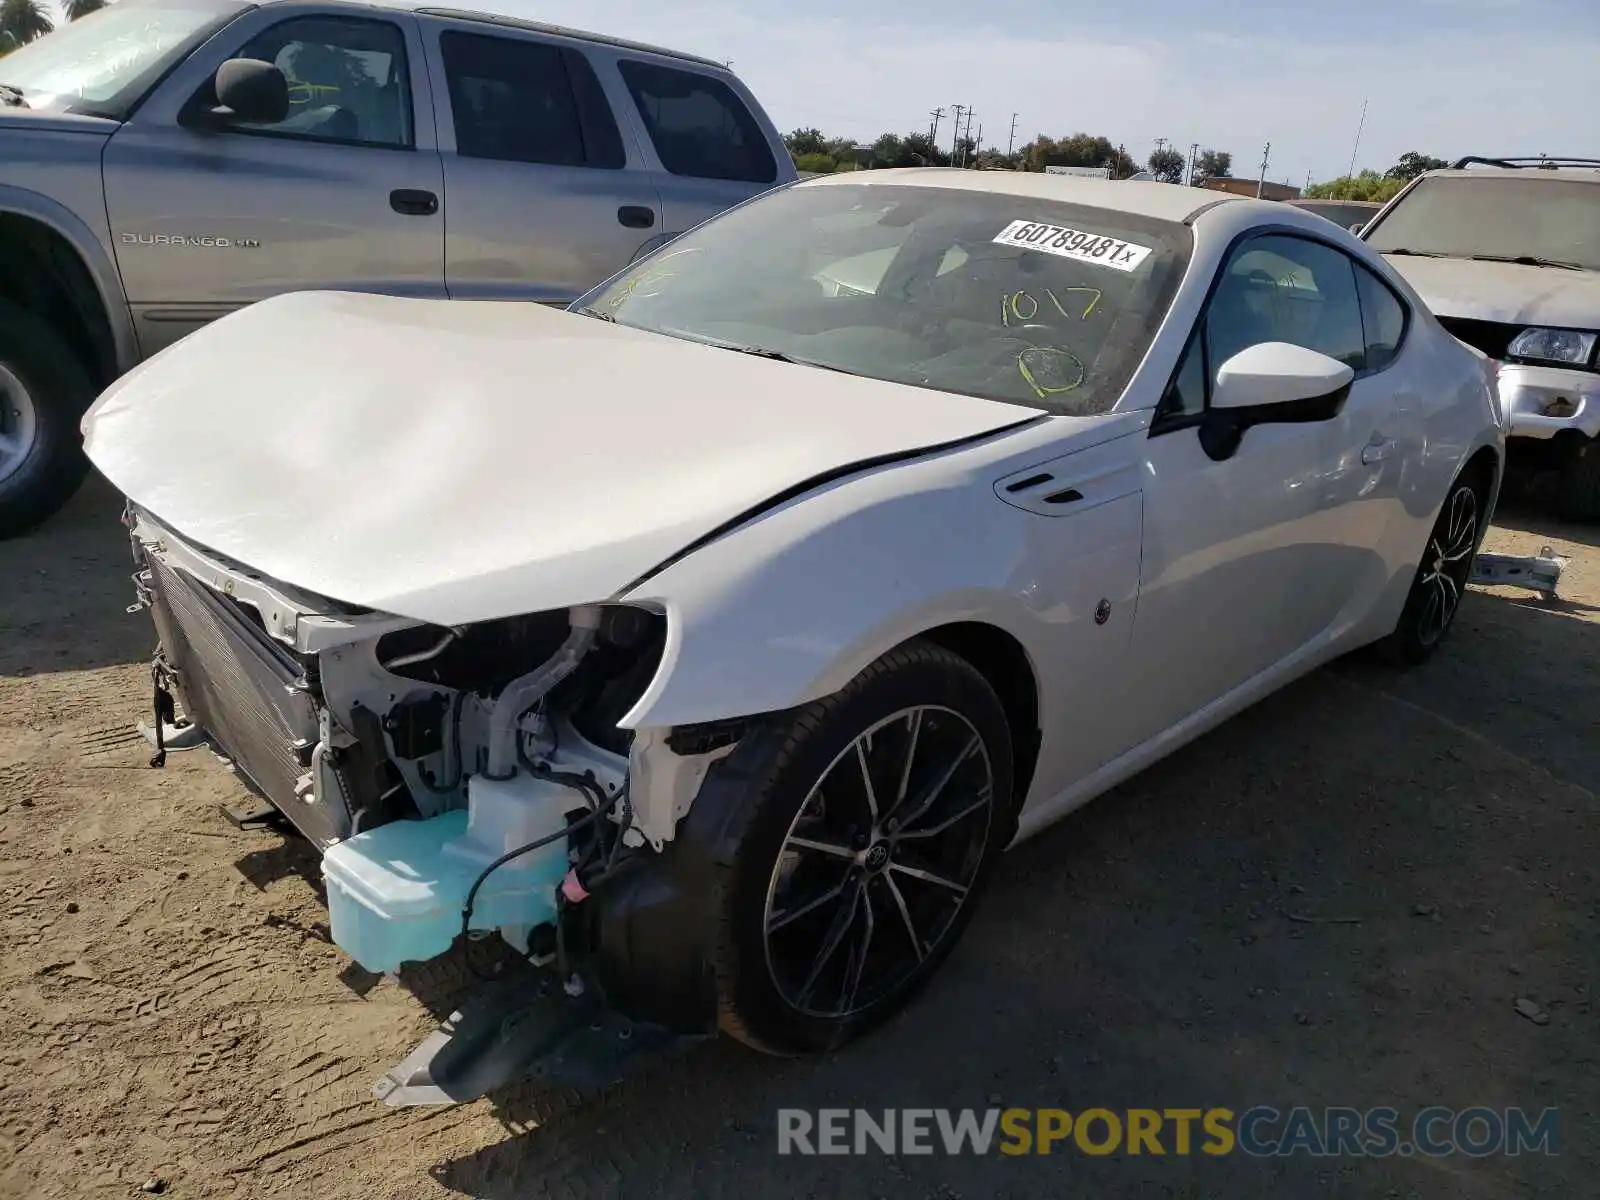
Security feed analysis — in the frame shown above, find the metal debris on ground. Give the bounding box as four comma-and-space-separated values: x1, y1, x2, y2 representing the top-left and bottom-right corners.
1470, 547, 1565, 597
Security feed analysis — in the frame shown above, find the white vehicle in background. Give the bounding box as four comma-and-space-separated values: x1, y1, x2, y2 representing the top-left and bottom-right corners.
1364, 156, 1600, 520
83, 169, 1504, 1104
1290, 198, 1382, 234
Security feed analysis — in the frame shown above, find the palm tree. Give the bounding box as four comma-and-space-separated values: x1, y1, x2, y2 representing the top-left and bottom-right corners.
0, 0, 53, 53
65, 0, 105, 18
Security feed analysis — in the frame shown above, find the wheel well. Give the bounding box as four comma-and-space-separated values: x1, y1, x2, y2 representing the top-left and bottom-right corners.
0, 213, 117, 387
918, 622, 1041, 809
1462, 445, 1499, 495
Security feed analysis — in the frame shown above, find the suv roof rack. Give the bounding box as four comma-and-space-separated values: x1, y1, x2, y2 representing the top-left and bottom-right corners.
1451, 156, 1600, 171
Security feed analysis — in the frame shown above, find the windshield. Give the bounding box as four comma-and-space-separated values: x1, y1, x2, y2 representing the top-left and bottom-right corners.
1365, 175, 1600, 272
579, 183, 1193, 416
0, 0, 244, 118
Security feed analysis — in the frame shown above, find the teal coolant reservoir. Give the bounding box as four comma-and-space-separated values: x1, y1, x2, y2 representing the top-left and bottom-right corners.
322, 774, 580, 974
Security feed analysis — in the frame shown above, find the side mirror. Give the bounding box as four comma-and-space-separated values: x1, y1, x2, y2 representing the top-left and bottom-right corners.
1348, 221, 1368, 234
207, 58, 289, 126
1200, 341, 1354, 461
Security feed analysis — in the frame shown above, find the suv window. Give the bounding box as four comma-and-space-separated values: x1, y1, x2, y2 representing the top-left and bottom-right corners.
224, 17, 412, 148
616, 60, 776, 184
440, 32, 624, 169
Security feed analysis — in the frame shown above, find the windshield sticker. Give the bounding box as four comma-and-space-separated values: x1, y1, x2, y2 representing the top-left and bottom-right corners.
993, 220, 1153, 273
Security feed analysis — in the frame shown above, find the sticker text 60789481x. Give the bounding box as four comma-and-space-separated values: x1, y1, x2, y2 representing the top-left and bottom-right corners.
992, 220, 1153, 273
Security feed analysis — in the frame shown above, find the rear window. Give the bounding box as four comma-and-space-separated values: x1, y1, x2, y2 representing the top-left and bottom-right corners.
616, 59, 776, 184
440, 32, 624, 169
1365, 175, 1600, 272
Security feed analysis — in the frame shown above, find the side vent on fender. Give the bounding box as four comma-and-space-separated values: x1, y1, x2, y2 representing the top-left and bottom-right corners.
993, 439, 1143, 517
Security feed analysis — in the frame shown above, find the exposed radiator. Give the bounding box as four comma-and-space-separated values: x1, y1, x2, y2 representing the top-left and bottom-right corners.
145, 552, 334, 842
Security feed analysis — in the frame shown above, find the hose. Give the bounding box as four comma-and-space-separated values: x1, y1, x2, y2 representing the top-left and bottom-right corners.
482, 606, 602, 780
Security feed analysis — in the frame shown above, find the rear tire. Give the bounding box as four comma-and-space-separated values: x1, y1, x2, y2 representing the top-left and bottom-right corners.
1554, 438, 1600, 523
0, 299, 96, 540
1376, 466, 1488, 666
702, 641, 1014, 1055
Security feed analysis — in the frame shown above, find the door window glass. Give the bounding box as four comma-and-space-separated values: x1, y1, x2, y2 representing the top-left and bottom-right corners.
1354, 262, 1408, 373
440, 32, 624, 169
225, 16, 412, 147
617, 60, 776, 183
1205, 234, 1366, 374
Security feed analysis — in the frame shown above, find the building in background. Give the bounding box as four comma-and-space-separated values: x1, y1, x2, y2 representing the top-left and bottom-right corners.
1196, 177, 1303, 201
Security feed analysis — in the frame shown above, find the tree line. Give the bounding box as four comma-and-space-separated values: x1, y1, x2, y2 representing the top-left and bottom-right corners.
1, 0, 104, 55
1303, 152, 1450, 202
786, 127, 1233, 181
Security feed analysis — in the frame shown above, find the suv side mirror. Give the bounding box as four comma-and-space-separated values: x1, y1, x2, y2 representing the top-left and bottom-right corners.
1199, 341, 1354, 461
207, 59, 289, 126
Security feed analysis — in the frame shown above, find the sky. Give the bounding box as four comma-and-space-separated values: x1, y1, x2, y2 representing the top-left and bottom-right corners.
501, 0, 1600, 187
43, 0, 1600, 186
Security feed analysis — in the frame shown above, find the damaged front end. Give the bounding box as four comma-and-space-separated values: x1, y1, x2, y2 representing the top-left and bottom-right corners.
125, 506, 745, 1102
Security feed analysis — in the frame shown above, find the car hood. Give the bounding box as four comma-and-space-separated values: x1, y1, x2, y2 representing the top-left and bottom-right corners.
0, 108, 120, 135
83, 291, 1034, 625
1381, 253, 1600, 328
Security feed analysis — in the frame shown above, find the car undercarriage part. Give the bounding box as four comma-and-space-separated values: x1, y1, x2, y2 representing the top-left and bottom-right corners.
1469, 547, 1565, 597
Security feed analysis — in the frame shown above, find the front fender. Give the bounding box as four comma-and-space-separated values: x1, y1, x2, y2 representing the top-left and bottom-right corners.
618, 455, 1044, 731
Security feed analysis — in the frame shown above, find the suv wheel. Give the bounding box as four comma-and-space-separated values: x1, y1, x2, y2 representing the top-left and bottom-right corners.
1555, 438, 1600, 523
0, 299, 95, 539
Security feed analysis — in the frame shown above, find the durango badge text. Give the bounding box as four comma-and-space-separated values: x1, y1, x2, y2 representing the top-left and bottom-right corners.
118, 232, 262, 249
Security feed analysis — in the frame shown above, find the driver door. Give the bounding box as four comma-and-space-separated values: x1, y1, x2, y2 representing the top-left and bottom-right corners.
1113, 232, 1401, 750
102, 7, 446, 357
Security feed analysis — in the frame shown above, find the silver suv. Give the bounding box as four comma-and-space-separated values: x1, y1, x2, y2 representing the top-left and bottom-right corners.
0, 0, 794, 537
1363, 157, 1600, 520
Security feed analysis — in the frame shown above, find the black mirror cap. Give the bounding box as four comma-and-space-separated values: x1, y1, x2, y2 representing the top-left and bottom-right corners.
212, 58, 289, 125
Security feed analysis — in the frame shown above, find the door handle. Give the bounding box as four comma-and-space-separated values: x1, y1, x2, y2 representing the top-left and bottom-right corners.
1361, 436, 1396, 465
389, 188, 439, 216
617, 205, 656, 229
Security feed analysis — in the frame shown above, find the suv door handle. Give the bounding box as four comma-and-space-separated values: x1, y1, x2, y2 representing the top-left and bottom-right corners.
390, 189, 439, 216
1361, 436, 1396, 465
617, 205, 655, 229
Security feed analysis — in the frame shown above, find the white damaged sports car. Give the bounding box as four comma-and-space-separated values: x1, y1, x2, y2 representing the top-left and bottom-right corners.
84, 169, 1503, 1098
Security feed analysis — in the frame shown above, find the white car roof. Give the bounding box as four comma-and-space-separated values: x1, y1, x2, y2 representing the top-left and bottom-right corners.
1422, 166, 1600, 184
800, 168, 1243, 224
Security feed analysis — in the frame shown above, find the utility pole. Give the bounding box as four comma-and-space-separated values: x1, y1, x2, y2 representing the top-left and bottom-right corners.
949, 105, 965, 165
1153, 137, 1168, 159
1007, 112, 1019, 157
929, 107, 944, 146
1346, 97, 1368, 179
1256, 140, 1271, 198
962, 107, 976, 167
1116, 142, 1127, 179
973, 124, 983, 167
1185, 142, 1199, 186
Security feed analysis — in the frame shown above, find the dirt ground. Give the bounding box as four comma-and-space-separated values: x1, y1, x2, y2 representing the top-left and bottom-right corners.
1, 475, 1595, 1200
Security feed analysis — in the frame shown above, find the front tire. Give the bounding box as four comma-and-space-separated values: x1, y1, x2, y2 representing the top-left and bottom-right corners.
0, 299, 96, 540
703, 641, 1014, 1055
1377, 468, 1486, 665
